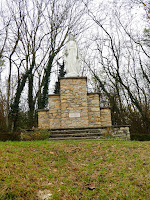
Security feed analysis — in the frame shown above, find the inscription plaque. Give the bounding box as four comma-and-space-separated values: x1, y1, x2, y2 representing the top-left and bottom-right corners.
69, 112, 80, 118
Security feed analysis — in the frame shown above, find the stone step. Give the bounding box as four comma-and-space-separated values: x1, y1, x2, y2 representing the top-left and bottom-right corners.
49, 127, 110, 140
50, 128, 106, 135
48, 126, 130, 141
49, 136, 106, 140
50, 132, 104, 138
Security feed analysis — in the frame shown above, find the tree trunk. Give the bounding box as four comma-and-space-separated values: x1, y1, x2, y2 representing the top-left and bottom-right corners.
28, 73, 34, 128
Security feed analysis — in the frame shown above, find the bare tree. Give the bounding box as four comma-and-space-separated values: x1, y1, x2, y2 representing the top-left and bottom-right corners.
83, 0, 150, 137
1, 0, 87, 130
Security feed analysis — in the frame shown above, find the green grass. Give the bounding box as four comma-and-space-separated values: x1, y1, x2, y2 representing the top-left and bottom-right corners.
0, 140, 150, 199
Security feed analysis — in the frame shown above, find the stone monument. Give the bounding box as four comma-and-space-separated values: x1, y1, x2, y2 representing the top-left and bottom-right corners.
37, 35, 131, 141
38, 35, 112, 129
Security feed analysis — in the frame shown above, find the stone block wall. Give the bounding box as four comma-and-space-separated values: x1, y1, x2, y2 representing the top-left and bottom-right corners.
38, 77, 112, 129
60, 77, 89, 128
49, 95, 61, 129
87, 93, 101, 127
38, 110, 49, 129
100, 108, 112, 127
111, 126, 130, 140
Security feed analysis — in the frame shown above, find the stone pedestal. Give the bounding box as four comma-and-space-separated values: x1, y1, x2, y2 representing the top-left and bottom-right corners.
38, 77, 112, 129
60, 77, 89, 128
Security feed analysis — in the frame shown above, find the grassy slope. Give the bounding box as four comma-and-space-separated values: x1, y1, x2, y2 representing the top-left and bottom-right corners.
0, 140, 150, 200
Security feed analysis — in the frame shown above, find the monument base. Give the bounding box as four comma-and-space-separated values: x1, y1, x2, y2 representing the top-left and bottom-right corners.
49, 126, 130, 141
38, 77, 112, 129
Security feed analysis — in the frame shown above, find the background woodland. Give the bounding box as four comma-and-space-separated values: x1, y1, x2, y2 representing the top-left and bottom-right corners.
0, 0, 150, 140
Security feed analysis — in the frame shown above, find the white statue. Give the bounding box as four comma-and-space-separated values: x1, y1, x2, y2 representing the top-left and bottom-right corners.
64, 34, 81, 77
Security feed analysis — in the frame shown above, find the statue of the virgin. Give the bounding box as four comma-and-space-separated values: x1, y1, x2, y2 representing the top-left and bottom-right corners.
64, 34, 81, 77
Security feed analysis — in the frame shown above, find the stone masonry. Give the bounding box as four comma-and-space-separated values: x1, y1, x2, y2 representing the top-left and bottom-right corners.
38, 77, 112, 129
49, 95, 61, 129
38, 110, 49, 129
60, 77, 89, 128
100, 108, 112, 127
87, 93, 101, 127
